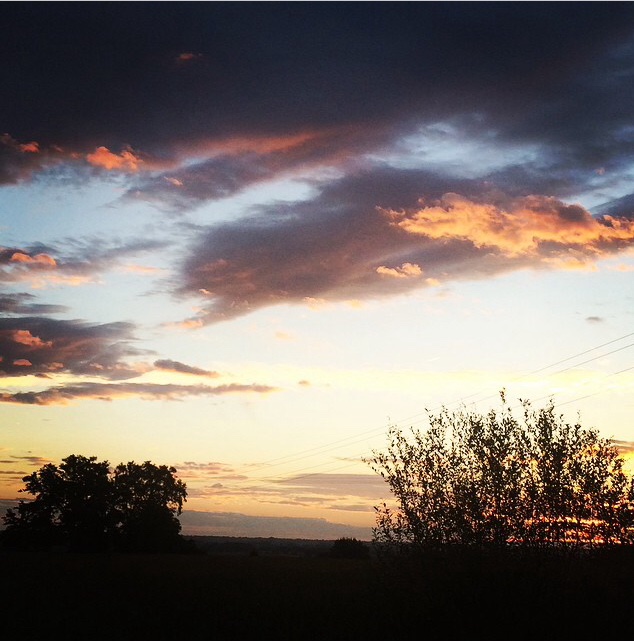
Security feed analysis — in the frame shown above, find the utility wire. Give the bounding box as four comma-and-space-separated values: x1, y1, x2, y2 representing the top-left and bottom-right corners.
245, 331, 634, 475
248, 358, 634, 490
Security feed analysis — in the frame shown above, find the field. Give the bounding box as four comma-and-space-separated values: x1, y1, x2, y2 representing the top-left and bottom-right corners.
3, 543, 634, 640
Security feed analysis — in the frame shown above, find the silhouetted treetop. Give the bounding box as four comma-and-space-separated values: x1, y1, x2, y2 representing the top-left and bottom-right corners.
366, 394, 634, 551
329, 537, 370, 559
2, 454, 187, 553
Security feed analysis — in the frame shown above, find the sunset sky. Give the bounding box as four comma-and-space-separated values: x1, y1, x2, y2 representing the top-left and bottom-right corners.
2, 3, 634, 539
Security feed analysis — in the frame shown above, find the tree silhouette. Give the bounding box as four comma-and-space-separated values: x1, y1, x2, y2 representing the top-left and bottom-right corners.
2, 455, 187, 553
329, 537, 370, 559
365, 394, 634, 552
3, 455, 112, 552
112, 461, 187, 552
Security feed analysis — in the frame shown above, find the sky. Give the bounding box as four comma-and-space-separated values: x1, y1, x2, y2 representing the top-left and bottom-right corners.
2, 3, 634, 539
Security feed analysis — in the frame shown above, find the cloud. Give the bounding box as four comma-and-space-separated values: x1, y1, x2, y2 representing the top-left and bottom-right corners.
175, 167, 634, 325
0, 133, 65, 184
0, 247, 61, 285
11, 329, 53, 348
6, 4, 633, 152
384, 193, 634, 260
171, 461, 248, 482
613, 440, 634, 456
9, 252, 56, 267
2, 2, 634, 212
125, 126, 377, 212
0, 317, 145, 379
376, 262, 423, 279
277, 473, 389, 499
0, 381, 278, 406
178, 509, 371, 539
1, 238, 169, 289
0, 292, 68, 315
153, 359, 220, 378
86, 146, 144, 172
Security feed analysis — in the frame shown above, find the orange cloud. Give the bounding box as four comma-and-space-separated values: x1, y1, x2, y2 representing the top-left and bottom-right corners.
86, 146, 143, 172
19, 142, 40, 153
179, 130, 334, 159
376, 262, 423, 278
382, 193, 634, 261
11, 330, 52, 348
12, 359, 32, 367
10, 252, 57, 267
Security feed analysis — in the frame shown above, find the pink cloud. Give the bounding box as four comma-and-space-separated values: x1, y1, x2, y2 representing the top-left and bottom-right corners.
11, 330, 52, 349
19, 142, 40, 153
10, 252, 57, 267
86, 146, 143, 172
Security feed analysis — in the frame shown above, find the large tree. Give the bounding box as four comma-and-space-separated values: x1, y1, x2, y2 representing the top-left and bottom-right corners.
366, 395, 634, 551
111, 461, 187, 553
2, 455, 187, 552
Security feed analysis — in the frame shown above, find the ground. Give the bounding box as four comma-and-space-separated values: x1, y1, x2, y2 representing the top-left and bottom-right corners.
2, 545, 634, 640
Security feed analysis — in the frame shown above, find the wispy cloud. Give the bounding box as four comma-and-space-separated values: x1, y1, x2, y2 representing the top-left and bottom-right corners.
178, 509, 371, 539
0, 381, 278, 406
153, 359, 220, 378
0, 291, 68, 315
277, 473, 388, 499
1, 238, 168, 289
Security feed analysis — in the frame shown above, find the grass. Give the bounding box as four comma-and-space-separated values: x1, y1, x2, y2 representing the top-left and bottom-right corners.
2, 546, 634, 640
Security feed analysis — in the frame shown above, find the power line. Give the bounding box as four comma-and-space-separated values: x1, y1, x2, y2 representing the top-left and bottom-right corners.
223, 359, 634, 515
245, 331, 634, 476
251, 361, 634, 490
522, 332, 634, 376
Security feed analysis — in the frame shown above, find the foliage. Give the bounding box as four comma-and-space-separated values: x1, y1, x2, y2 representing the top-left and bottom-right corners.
2, 454, 187, 552
329, 537, 370, 559
112, 461, 187, 552
365, 394, 634, 551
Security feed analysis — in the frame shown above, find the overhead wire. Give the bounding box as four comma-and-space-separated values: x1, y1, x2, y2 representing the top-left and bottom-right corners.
245, 330, 634, 477
253, 359, 634, 491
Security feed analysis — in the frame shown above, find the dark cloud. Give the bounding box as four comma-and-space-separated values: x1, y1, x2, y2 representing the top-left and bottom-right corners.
0, 292, 68, 315
5, 454, 52, 467
0, 317, 144, 379
154, 359, 220, 378
593, 193, 634, 219
0, 133, 68, 185
2, 4, 634, 182
0, 381, 278, 406
176, 168, 634, 324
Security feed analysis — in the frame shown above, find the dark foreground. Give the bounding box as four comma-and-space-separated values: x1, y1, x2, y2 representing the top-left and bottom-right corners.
2, 546, 634, 640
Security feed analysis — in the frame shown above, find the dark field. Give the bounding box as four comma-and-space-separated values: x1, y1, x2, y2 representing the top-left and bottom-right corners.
3, 545, 634, 640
